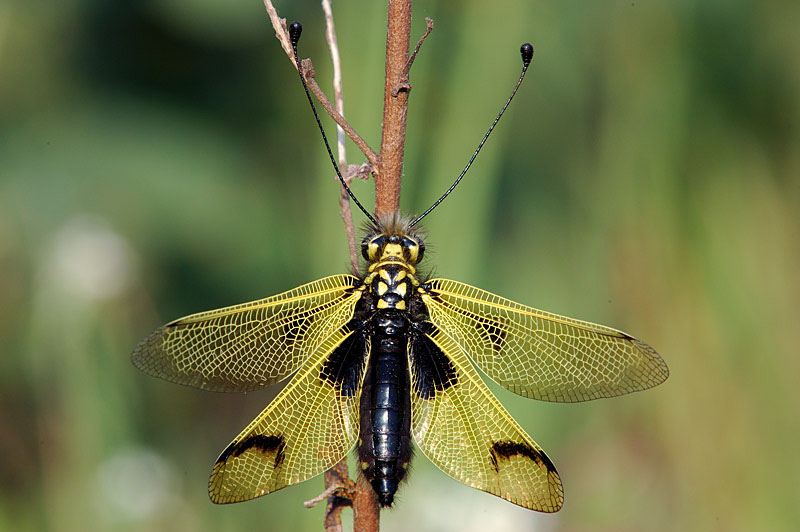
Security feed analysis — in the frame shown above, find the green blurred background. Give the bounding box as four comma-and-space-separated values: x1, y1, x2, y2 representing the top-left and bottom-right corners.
2, 0, 798, 531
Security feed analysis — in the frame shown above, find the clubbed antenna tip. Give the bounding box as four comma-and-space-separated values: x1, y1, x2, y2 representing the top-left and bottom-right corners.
286, 19, 378, 226
289, 21, 302, 47
409, 41, 535, 227
520, 43, 534, 67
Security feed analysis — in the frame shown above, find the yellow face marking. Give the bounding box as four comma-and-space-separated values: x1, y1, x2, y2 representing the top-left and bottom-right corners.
395, 270, 407, 282
379, 269, 391, 281
377, 299, 389, 309
395, 300, 407, 310
382, 243, 403, 258
407, 245, 419, 263
377, 282, 389, 296
396, 283, 407, 297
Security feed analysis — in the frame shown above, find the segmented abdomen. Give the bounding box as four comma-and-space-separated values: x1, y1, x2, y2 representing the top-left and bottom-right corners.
358, 310, 412, 507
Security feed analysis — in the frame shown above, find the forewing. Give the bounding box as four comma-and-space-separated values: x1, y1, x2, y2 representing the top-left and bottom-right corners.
132, 275, 360, 392
409, 326, 563, 512
209, 324, 370, 504
422, 279, 669, 403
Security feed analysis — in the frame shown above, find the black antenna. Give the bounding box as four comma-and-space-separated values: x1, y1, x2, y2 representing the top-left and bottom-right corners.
288, 22, 378, 226
409, 43, 534, 227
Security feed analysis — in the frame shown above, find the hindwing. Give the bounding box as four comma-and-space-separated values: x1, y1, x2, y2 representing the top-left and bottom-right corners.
408, 325, 564, 512
209, 322, 370, 503
132, 275, 360, 392
421, 279, 668, 403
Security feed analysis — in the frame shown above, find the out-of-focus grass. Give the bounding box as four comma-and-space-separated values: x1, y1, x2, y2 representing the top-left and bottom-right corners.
1, 1, 798, 531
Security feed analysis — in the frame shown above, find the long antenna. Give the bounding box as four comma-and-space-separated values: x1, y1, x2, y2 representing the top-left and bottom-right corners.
409, 43, 534, 227
288, 22, 378, 226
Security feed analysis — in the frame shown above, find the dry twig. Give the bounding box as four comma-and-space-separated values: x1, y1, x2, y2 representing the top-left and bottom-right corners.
261, 2, 386, 531
262, 0, 378, 168
392, 17, 434, 96
262, 0, 294, 60
323, 0, 360, 274
300, 62, 379, 168
304, 459, 357, 532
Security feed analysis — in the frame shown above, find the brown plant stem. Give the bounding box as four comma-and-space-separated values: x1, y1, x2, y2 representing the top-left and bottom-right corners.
352, 476, 380, 532
375, 0, 413, 217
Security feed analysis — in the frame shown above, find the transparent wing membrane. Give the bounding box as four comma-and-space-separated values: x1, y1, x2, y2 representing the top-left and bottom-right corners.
409, 327, 563, 512
132, 275, 360, 392
209, 326, 370, 504
423, 279, 668, 403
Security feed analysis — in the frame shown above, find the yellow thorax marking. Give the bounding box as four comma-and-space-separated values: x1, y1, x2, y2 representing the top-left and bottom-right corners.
377, 282, 389, 296
364, 268, 419, 288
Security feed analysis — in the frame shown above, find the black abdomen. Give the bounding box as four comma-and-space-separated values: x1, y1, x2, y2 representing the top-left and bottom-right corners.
358, 310, 412, 507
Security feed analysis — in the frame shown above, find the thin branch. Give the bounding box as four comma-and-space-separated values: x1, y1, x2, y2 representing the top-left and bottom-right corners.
406, 17, 434, 77
323, 0, 360, 275
300, 60, 380, 169
263, 0, 294, 61
304, 483, 348, 510
323, 0, 347, 165
392, 17, 434, 97
286, 2, 379, 530
324, 460, 355, 532
319, 3, 364, 528
304, 462, 355, 532
262, 0, 379, 168
375, 0, 414, 217
345, 162, 373, 181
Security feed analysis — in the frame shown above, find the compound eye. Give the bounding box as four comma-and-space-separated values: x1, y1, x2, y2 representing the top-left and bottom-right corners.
416, 243, 425, 262
402, 237, 422, 263
364, 236, 385, 262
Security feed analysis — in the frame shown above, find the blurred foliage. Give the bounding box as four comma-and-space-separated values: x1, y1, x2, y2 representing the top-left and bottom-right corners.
1, 0, 799, 531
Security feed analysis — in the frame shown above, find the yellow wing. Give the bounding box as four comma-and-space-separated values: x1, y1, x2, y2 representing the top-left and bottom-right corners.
409, 326, 563, 512
209, 321, 370, 504
422, 279, 668, 403
132, 275, 360, 392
